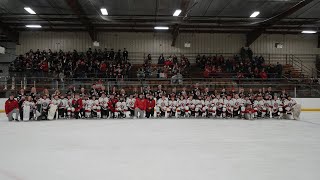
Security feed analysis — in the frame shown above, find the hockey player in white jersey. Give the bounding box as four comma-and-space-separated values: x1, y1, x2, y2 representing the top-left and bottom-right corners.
233, 94, 245, 118
168, 96, 178, 118
156, 95, 168, 117
126, 95, 136, 118
90, 95, 101, 118
115, 97, 128, 118
253, 96, 265, 118
271, 95, 283, 119
37, 94, 51, 120
203, 96, 212, 118
223, 95, 234, 118
263, 95, 272, 118
22, 96, 36, 121
66, 94, 74, 119
195, 96, 204, 118
99, 93, 109, 118
283, 96, 298, 120
186, 95, 196, 117
176, 96, 186, 118
58, 94, 68, 118
49, 95, 60, 120
84, 95, 94, 118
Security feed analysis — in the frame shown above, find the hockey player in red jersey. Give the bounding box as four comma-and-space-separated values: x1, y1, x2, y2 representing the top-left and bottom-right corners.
72, 94, 83, 119
108, 94, 118, 118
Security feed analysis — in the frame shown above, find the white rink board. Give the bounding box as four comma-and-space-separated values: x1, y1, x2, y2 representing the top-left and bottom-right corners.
0, 113, 320, 180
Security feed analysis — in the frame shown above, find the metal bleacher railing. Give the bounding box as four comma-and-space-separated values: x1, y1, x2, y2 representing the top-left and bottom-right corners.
0, 75, 319, 98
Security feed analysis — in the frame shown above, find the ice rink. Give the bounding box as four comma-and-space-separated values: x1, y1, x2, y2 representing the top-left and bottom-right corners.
0, 113, 320, 180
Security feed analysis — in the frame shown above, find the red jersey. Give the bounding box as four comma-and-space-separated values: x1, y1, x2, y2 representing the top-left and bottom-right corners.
108, 98, 118, 112
5, 99, 19, 114
146, 99, 156, 112
134, 98, 147, 111
72, 98, 83, 112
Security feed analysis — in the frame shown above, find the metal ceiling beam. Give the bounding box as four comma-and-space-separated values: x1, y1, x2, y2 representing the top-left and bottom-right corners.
246, 0, 315, 46
64, 0, 96, 41
0, 21, 19, 43
171, 0, 193, 47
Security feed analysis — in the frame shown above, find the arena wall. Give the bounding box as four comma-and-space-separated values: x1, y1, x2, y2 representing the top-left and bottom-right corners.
0, 98, 319, 113
15, 32, 320, 56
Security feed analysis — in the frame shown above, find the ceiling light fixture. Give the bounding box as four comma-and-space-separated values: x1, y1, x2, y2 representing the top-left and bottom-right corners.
24, 7, 36, 14
301, 30, 317, 34
250, 11, 260, 18
154, 26, 169, 30
173, 9, 182, 16
100, 8, 108, 15
25, 25, 42, 28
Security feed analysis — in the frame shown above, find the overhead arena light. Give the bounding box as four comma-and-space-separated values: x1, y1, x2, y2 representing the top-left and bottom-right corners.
154, 26, 169, 30
301, 30, 317, 34
100, 8, 108, 15
250, 11, 260, 18
24, 7, 36, 14
173, 9, 182, 16
25, 25, 42, 28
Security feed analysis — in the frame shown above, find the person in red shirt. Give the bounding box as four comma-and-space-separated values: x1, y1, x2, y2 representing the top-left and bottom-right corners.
72, 94, 83, 119
108, 94, 118, 118
146, 94, 156, 118
134, 94, 147, 119
5, 93, 20, 121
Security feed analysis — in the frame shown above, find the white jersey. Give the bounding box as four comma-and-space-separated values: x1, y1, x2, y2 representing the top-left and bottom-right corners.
85, 99, 94, 108
51, 99, 61, 106
271, 99, 283, 109
233, 98, 244, 108
38, 98, 51, 110
116, 101, 127, 111
59, 98, 68, 109
126, 98, 136, 109
67, 98, 73, 108
204, 100, 212, 107
168, 99, 178, 107
223, 99, 234, 108
283, 99, 296, 109
253, 100, 265, 109
92, 99, 100, 106
177, 99, 187, 107
157, 98, 168, 107
22, 101, 35, 110
187, 99, 196, 107
195, 99, 204, 106
263, 99, 272, 108
244, 100, 252, 106
99, 97, 109, 106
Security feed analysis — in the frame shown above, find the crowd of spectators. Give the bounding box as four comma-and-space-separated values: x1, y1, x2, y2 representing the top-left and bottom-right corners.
198, 47, 283, 79
137, 53, 189, 82
9, 48, 132, 80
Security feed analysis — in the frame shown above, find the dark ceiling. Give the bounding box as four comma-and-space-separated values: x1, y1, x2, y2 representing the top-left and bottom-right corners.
0, 0, 319, 42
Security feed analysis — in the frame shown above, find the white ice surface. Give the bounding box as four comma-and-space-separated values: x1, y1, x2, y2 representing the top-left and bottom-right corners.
0, 113, 320, 180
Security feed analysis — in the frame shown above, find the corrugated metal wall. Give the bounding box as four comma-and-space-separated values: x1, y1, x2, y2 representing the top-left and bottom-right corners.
16, 31, 319, 55
16, 32, 246, 55
251, 34, 320, 55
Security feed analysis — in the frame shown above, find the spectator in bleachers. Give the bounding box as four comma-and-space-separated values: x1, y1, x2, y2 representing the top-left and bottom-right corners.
10, 48, 130, 80
158, 54, 165, 64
